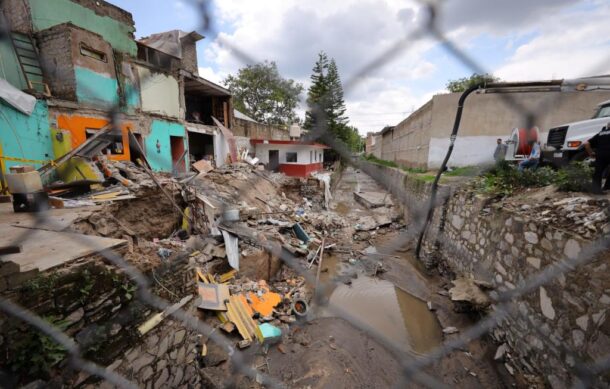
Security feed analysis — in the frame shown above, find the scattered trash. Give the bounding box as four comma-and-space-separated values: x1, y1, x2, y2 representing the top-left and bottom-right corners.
291, 298, 309, 317
442, 326, 459, 334
197, 282, 230, 311
248, 281, 281, 317
292, 222, 310, 243
259, 323, 282, 343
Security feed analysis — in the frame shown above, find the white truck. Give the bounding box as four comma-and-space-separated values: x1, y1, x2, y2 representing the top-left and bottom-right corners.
543, 99, 610, 166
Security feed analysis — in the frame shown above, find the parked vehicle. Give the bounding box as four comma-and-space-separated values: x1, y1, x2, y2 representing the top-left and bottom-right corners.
505, 127, 540, 161
543, 100, 610, 167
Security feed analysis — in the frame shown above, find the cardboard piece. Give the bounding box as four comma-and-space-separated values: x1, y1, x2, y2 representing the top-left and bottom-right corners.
197, 282, 230, 311
192, 159, 214, 175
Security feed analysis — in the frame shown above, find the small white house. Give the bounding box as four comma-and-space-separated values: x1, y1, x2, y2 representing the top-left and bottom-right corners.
251, 139, 328, 177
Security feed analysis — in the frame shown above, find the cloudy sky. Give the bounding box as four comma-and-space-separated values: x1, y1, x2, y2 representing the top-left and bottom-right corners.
111, 0, 610, 134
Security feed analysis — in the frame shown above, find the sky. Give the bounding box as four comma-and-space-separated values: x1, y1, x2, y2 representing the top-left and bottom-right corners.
110, 0, 610, 134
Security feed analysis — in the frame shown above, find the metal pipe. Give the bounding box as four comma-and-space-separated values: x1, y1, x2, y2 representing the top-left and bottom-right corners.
415, 83, 483, 259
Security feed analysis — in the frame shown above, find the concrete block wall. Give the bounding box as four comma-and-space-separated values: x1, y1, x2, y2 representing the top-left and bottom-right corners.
232, 117, 290, 140
0, 0, 33, 33
37, 26, 77, 101
181, 40, 198, 74
361, 162, 610, 388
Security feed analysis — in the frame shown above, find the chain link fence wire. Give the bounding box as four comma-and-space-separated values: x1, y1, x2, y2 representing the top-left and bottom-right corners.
0, 0, 609, 387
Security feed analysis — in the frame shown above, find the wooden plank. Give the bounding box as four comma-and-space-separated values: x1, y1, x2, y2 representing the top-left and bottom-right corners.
138, 295, 192, 335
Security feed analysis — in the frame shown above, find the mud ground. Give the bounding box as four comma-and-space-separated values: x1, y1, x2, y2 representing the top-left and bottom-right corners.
264, 167, 515, 388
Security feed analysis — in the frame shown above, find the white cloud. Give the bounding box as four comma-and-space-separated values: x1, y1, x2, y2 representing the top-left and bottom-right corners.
199, 0, 607, 134
496, 3, 610, 81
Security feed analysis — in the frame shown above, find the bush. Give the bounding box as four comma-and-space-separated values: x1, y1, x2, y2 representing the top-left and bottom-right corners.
555, 162, 593, 192
478, 160, 594, 196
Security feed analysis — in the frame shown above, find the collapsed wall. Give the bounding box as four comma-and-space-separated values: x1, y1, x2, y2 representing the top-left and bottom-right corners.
361, 162, 610, 388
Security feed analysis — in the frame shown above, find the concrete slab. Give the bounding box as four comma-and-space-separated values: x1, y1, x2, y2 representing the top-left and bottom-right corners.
353, 191, 392, 209
0, 203, 124, 275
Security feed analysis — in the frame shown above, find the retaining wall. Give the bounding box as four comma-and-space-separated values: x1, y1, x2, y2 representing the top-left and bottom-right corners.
361, 162, 610, 388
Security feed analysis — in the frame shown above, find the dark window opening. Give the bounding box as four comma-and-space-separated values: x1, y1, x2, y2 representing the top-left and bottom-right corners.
86, 128, 123, 155
185, 93, 214, 125
286, 152, 297, 163
80, 44, 107, 62
188, 131, 214, 164
129, 132, 145, 163
136, 43, 175, 70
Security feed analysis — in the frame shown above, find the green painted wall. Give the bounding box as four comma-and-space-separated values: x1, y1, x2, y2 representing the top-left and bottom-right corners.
0, 40, 27, 90
0, 100, 53, 172
28, 0, 137, 55
75, 66, 119, 107
145, 120, 189, 173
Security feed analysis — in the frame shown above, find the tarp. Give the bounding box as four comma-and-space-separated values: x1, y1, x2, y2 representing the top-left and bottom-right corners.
221, 229, 240, 270
0, 78, 36, 115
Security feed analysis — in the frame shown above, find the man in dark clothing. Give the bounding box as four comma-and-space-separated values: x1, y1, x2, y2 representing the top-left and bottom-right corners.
493, 138, 508, 162
584, 124, 610, 193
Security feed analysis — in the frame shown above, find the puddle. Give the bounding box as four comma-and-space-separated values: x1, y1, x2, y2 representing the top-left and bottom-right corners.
332, 201, 351, 216
317, 256, 442, 356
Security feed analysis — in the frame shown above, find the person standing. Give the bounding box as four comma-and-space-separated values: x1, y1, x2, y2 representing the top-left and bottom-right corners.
494, 138, 508, 162
518, 140, 541, 171
584, 124, 610, 193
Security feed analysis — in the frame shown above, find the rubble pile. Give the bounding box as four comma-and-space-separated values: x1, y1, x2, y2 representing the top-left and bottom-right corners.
502, 195, 610, 238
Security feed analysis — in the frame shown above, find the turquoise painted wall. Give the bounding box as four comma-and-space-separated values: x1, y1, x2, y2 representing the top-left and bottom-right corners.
75, 66, 119, 107
125, 82, 140, 110
28, 0, 137, 56
0, 40, 27, 90
145, 120, 189, 173
0, 100, 53, 171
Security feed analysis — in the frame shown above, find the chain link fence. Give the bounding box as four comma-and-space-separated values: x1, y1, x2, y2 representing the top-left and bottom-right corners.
0, 0, 609, 388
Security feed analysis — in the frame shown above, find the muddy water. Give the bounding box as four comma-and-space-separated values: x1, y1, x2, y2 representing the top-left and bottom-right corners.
332, 201, 351, 216
318, 256, 442, 356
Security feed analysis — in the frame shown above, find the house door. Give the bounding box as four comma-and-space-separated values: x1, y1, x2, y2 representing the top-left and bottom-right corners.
170, 136, 186, 174
268, 150, 279, 172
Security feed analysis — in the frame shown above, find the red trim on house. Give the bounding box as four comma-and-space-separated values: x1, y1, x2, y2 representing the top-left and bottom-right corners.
279, 163, 323, 177
250, 139, 329, 148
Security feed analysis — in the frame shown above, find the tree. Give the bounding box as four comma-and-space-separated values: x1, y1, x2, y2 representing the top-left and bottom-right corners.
304, 52, 361, 151
446, 73, 500, 93
223, 61, 304, 125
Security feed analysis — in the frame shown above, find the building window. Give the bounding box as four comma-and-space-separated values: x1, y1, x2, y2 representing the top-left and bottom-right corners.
286, 152, 297, 163
310, 150, 313, 163
80, 44, 107, 62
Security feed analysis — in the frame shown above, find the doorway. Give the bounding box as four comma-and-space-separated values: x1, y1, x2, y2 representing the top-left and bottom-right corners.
170, 136, 186, 174
268, 150, 279, 172
187, 131, 214, 164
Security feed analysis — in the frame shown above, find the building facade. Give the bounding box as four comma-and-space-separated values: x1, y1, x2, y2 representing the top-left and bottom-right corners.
251, 140, 327, 177
0, 0, 235, 181
376, 80, 610, 169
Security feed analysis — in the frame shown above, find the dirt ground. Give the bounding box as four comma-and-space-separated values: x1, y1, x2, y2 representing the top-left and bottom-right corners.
261, 166, 515, 388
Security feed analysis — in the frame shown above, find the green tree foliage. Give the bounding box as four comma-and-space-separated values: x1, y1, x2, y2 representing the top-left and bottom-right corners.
304, 52, 363, 152
446, 73, 500, 93
223, 61, 304, 125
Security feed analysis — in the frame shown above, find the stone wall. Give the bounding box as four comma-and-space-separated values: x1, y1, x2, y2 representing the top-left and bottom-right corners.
0, 252, 194, 387
361, 162, 610, 388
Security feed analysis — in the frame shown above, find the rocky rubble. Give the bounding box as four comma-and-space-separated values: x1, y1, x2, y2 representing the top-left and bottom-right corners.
499, 190, 609, 239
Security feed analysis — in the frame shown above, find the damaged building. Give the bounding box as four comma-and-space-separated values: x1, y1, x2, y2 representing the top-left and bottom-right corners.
0, 0, 241, 183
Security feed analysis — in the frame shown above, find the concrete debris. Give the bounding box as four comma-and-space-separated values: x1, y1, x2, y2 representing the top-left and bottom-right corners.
494, 343, 508, 361
501, 193, 609, 239
442, 326, 459, 334
449, 277, 491, 312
